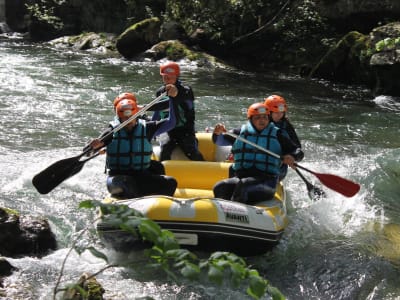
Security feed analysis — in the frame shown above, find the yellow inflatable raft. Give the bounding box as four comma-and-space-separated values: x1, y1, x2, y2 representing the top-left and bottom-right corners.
96, 132, 288, 256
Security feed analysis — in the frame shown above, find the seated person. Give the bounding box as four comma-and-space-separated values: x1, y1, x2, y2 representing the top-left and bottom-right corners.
212, 102, 304, 204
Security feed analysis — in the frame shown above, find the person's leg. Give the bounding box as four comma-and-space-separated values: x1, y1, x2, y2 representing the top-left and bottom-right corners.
137, 174, 177, 196
106, 175, 139, 199
228, 165, 235, 178
160, 139, 176, 161
213, 177, 239, 200
179, 133, 204, 161
148, 160, 165, 175
232, 177, 277, 204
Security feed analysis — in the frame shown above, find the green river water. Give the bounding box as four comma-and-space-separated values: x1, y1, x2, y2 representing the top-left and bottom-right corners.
1, 35, 400, 299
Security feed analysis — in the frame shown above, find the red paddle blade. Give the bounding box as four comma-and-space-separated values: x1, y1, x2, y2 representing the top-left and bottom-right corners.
314, 172, 360, 197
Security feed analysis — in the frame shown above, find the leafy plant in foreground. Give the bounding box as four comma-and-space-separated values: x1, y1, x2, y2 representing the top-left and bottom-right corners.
55, 200, 285, 300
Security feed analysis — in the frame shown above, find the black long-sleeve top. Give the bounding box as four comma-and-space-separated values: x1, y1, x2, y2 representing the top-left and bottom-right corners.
151, 80, 196, 135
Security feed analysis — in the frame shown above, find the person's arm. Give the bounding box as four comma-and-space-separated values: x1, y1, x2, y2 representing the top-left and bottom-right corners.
151, 82, 185, 111
277, 130, 304, 167
146, 97, 177, 140
212, 124, 239, 146
285, 119, 302, 148
83, 125, 113, 153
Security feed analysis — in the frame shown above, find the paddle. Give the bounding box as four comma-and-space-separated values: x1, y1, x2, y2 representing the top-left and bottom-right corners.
295, 168, 326, 200
32, 92, 167, 194
223, 132, 360, 198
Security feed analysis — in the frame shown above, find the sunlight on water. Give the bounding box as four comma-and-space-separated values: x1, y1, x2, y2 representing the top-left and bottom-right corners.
373, 95, 400, 113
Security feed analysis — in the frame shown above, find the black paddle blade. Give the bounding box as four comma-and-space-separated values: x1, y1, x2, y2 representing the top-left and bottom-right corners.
32, 154, 85, 194
296, 168, 326, 201
307, 185, 327, 201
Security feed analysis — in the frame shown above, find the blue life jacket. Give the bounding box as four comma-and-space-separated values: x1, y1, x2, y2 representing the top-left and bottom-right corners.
106, 119, 152, 172
232, 121, 281, 175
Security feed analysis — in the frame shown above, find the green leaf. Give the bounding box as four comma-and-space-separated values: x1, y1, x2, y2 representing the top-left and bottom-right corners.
267, 285, 286, 300
87, 246, 109, 263
208, 265, 223, 285
214, 259, 230, 268
79, 200, 96, 209
161, 236, 180, 251
225, 252, 245, 265
180, 262, 200, 280
139, 219, 162, 242
247, 275, 267, 299
230, 262, 246, 286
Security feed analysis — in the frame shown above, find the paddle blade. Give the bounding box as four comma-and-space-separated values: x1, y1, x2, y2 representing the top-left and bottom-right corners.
32, 155, 85, 194
307, 185, 327, 201
295, 169, 326, 200
314, 172, 360, 197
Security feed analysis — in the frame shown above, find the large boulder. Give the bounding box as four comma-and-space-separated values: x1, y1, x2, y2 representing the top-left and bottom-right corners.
0, 207, 57, 257
48, 32, 118, 55
0, 257, 17, 290
308, 31, 374, 85
0, 257, 16, 277
116, 17, 161, 59
369, 22, 400, 96
308, 22, 400, 96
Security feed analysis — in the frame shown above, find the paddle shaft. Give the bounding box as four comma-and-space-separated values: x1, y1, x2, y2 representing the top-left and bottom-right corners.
295, 168, 314, 189
224, 132, 281, 159
98, 92, 167, 144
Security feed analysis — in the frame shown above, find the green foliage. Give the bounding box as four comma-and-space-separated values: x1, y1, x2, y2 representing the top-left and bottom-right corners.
279, 0, 327, 37
359, 36, 399, 62
25, 0, 65, 30
0, 207, 19, 216
76, 200, 285, 299
375, 37, 400, 52
166, 0, 276, 45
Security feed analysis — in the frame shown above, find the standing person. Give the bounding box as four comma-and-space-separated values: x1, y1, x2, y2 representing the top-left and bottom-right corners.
152, 61, 204, 161
212, 102, 304, 204
87, 96, 177, 199
264, 94, 301, 180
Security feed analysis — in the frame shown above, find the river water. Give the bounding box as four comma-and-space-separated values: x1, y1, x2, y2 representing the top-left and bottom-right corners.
1, 35, 399, 300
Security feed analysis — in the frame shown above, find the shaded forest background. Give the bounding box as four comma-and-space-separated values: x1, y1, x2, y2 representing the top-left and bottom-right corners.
4, 0, 400, 95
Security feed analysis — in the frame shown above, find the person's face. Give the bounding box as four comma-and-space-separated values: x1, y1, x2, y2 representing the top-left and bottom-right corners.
119, 115, 137, 129
251, 114, 269, 131
162, 74, 177, 85
271, 111, 284, 122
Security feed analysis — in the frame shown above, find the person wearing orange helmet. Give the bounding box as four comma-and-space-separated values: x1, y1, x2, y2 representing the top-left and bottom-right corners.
113, 92, 137, 108
86, 96, 177, 199
264, 94, 301, 180
211, 102, 303, 203
150, 61, 204, 161
113, 92, 152, 120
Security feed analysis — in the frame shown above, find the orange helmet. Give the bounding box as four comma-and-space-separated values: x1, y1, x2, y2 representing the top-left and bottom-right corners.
113, 92, 137, 109
247, 103, 269, 119
160, 61, 180, 76
116, 99, 139, 119
264, 95, 287, 113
